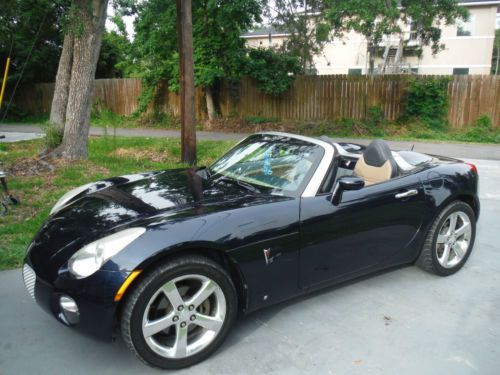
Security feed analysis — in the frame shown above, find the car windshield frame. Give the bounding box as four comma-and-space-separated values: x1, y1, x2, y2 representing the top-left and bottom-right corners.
207, 133, 334, 198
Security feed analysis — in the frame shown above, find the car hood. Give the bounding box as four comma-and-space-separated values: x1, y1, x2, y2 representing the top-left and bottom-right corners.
28, 168, 278, 280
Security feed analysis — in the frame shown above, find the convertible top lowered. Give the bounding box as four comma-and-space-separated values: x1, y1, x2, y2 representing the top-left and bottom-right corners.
23, 132, 479, 369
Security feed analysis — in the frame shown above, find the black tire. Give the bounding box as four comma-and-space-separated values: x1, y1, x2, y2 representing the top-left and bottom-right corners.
120, 254, 238, 369
416, 201, 476, 276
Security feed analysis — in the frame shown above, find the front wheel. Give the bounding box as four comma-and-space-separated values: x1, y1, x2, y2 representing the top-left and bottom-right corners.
121, 255, 238, 369
417, 201, 476, 276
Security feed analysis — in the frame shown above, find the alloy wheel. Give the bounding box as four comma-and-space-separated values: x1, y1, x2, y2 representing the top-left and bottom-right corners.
435, 211, 472, 269
141, 274, 226, 359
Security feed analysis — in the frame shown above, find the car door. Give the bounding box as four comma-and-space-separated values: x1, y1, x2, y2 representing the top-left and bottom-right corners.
299, 173, 426, 288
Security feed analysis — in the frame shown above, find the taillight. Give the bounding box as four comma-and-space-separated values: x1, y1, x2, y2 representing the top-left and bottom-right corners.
465, 162, 478, 174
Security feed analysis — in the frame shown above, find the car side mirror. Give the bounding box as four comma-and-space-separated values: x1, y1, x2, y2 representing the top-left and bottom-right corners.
331, 176, 365, 206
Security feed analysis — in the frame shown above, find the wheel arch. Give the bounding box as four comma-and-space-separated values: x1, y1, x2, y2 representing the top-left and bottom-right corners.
114, 245, 248, 324
440, 193, 480, 222
414, 193, 478, 264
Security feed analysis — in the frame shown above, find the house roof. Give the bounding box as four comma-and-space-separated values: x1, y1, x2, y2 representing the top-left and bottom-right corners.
241, 1, 500, 38
241, 27, 290, 38
458, 0, 500, 5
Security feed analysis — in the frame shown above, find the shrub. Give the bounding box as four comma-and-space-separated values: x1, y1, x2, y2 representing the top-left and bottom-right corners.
364, 105, 385, 136
461, 115, 499, 143
245, 48, 302, 96
336, 118, 356, 136
41, 122, 63, 151
405, 77, 450, 130
245, 115, 279, 124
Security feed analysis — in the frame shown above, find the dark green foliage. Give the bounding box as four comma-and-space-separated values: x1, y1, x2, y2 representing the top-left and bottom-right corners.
405, 77, 450, 129
268, 0, 468, 75
0, 0, 70, 84
245, 49, 302, 95
96, 30, 134, 79
245, 115, 280, 124
0, 103, 28, 121
364, 105, 385, 135
459, 115, 499, 143
268, 0, 328, 71
492, 29, 500, 75
41, 122, 63, 150
132, 0, 263, 112
324, 0, 468, 56
472, 115, 493, 131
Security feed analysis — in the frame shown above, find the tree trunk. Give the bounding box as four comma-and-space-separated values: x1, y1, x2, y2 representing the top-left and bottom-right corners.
49, 33, 74, 133
177, 0, 197, 165
205, 86, 216, 123
59, 0, 108, 160
495, 38, 499, 75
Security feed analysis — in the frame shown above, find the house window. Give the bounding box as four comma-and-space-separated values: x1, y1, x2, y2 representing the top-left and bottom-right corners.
453, 68, 469, 75
348, 68, 362, 76
411, 68, 419, 74
457, 16, 474, 36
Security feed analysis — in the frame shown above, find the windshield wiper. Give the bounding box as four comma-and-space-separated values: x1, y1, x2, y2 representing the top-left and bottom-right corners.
213, 175, 261, 194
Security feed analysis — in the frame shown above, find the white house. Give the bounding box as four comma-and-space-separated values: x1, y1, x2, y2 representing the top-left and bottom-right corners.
242, 0, 500, 75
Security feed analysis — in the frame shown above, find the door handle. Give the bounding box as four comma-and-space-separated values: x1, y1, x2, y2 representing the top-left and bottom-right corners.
395, 189, 418, 199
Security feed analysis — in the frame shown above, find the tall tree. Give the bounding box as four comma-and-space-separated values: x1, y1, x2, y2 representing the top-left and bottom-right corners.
265, 0, 330, 72
50, 0, 108, 159
493, 29, 500, 75
96, 29, 134, 79
324, 0, 468, 73
0, 0, 69, 85
50, 33, 73, 131
267, 0, 468, 74
132, 0, 263, 120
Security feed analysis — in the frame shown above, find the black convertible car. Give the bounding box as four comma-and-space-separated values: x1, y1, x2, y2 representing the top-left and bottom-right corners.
23, 132, 479, 369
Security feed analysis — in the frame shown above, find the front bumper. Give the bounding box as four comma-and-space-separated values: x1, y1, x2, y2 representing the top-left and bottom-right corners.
22, 261, 130, 341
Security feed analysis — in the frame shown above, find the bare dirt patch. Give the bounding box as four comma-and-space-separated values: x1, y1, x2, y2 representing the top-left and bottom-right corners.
5, 157, 109, 178
111, 147, 169, 162
6, 158, 55, 177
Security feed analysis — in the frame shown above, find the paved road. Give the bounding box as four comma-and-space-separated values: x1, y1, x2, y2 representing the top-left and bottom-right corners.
1, 123, 500, 160
0, 158, 499, 374
0, 131, 44, 143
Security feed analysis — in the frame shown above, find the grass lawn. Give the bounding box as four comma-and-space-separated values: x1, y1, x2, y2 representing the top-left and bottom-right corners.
0, 136, 235, 270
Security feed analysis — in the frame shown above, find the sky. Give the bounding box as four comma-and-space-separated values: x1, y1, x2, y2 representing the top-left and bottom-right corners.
105, 3, 500, 38
106, 5, 136, 39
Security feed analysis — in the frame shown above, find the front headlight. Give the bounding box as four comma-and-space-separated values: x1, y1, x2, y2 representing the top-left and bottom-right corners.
50, 182, 95, 215
68, 227, 146, 279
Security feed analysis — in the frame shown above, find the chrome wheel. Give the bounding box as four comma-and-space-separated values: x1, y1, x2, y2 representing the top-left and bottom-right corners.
142, 274, 226, 359
436, 211, 472, 269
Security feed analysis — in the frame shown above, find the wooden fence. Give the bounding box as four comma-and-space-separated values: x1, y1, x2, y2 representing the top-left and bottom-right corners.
11, 75, 500, 128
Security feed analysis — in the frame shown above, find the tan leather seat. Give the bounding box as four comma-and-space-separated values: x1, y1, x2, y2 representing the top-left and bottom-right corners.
354, 140, 398, 186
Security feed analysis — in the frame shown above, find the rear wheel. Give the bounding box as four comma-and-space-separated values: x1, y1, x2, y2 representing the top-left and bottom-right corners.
417, 201, 476, 276
121, 255, 238, 369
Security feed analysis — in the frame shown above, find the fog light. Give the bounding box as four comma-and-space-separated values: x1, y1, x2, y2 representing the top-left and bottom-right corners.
59, 296, 80, 325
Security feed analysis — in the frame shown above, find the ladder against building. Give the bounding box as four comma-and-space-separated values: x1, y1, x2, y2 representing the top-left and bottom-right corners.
378, 31, 419, 74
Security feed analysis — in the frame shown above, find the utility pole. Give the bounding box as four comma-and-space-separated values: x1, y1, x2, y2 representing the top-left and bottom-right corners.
176, 0, 197, 165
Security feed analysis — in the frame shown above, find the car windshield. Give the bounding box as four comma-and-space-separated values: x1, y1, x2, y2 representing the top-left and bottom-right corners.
208, 134, 324, 196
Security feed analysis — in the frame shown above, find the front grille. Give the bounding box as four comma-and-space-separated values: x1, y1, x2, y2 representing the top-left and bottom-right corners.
22, 264, 36, 300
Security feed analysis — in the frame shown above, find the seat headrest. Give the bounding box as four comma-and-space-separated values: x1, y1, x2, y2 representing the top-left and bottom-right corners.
363, 139, 393, 167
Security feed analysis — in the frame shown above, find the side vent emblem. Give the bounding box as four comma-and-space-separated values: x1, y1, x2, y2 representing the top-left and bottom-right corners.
263, 248, 272, 265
